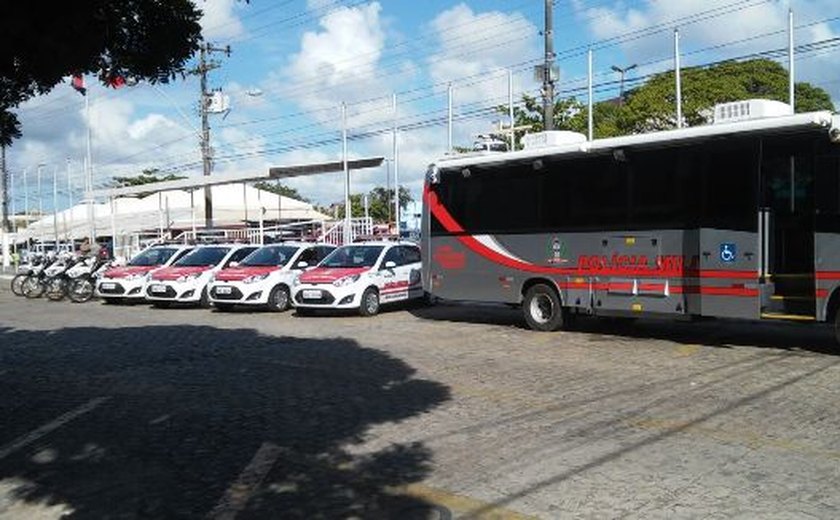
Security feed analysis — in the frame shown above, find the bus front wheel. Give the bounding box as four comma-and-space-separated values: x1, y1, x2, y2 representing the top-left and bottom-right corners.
523, 284, 566, 332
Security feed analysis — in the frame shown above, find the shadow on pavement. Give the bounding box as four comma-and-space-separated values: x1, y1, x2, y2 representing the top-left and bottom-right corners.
410, 302, 839, 355
0, 326, 450, 518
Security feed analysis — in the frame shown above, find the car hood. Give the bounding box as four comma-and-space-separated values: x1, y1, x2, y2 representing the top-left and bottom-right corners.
299, 267, 369, 284
215, 266, 279, 282
151, 266, 212, 281
103, 265, 157, 279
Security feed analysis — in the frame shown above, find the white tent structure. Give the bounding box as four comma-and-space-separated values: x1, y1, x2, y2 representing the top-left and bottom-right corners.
17, 183, 330, 249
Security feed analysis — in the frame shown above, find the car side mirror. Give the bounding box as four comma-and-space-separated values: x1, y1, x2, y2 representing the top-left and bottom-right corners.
296, 261, 308, 269
384, 261, 397, 269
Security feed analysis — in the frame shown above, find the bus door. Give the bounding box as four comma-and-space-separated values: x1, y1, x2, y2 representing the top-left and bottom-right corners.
759, 136, 816, 319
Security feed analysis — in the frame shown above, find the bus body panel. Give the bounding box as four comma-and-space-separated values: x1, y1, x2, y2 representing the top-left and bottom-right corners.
423, 227, 761, 320
423, 112, 840, 329
815, 232, 840, 321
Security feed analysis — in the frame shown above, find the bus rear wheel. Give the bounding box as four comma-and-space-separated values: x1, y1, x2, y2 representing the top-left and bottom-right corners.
833, 307, 840, 346
523, 283, 566, 332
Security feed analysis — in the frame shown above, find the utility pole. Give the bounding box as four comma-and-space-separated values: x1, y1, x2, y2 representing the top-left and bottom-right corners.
611, 64, 637, 105
1, 145, 8, 269
197, 42, 231, 230
543, 0, 555, 131
1, 145, 8, 232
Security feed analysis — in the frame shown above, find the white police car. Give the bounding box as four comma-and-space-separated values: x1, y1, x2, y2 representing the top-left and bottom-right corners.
144, 244, 257, 307
292, 241, 423, 316
208, 243, 335, 311
97, 244, 193, 303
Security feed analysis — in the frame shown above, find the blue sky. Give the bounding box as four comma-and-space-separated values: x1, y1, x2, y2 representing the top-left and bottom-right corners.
7, 0, 840, 214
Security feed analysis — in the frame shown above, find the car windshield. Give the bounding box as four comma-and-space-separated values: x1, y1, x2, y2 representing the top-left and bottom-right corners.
174, 247, 230, 267
241, 245, 299, 267
128, 247, 178, 266
320, 245, 384, 268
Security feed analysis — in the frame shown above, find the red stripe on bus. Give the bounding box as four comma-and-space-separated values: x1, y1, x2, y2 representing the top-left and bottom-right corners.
816, 272, 840, 280
638, 283, 667, 292
557, 282, 590, 290
425, 187, 757, 283
695, 270, 756, 280
816, 289, 829, 298
671, 286, 758, 297
555, 281, 756, 297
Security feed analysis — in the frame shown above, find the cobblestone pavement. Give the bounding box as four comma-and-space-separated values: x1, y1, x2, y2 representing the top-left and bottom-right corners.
0, 286, 839, 519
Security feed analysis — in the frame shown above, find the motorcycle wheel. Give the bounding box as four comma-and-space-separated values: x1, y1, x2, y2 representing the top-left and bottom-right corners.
46, 278, 67, 301
11, 274, 28, 296
69, 276, 96, 303
23, 277, 46, 299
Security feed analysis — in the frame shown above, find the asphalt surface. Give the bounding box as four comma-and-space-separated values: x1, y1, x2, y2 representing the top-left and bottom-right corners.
0, 284, 839, 519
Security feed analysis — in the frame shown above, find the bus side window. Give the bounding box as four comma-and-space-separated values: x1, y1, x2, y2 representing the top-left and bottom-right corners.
817, 155, 840, 214
816, 151, 840, 232
701, 138, 758, 231
629, 147, 693, 228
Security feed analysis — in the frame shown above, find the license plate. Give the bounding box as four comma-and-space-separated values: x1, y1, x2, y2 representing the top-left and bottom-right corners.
302, 289, 322, 299
150, 284, 168, 293
216, 286, 232, 294
100, 282, 115, 290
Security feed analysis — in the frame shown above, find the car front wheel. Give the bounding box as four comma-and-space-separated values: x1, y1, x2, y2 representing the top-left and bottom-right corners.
267, 285, 290, 312
359, 287, 380, 317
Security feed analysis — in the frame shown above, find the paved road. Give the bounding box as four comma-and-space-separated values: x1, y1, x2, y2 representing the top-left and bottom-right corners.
0, 288, 839, 519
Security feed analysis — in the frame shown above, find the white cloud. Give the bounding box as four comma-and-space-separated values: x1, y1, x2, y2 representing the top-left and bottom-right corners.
199, 0, 245, 40
281, 2, 387, 124
427, 4, 540, 104
578, 0, 840, 103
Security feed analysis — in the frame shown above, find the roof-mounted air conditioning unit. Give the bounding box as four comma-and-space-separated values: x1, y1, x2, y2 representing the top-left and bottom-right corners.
522, 131, 587, 150
713, 99, 792, 125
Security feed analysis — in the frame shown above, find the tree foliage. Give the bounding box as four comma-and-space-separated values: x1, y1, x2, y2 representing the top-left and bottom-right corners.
253, 181, 310, 203
501, 59, 835, 145
337, 186, 413, 223
620, 59, 834, 132
111, 169, 186, 188
0, 110, 21, 147
1, 1, 204, 145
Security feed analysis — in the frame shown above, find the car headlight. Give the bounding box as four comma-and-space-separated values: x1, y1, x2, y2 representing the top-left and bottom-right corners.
176, 273, 201, 283
242, 273, 269, 284
333, 274, 361, 287
292, 275, 302, 286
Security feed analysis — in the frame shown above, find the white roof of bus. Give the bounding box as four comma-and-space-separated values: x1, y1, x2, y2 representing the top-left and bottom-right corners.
435, 111, 837, 169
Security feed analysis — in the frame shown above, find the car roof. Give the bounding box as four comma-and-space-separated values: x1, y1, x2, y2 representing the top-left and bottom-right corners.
257, 242, 334, 248
342, 241, 417, 247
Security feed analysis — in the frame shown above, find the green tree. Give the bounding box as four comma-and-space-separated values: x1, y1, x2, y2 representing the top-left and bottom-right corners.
111, 169, 186, 188
499, 58, 835, 144
0, 110, 20, 147
620, 59, 834, 133
252, 181, 310, 203
1, 1, 204, 145
336, 186, 413, 222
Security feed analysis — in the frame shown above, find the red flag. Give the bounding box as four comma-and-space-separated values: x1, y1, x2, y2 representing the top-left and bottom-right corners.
107, 75, 126, 89
71, 75, 86, 96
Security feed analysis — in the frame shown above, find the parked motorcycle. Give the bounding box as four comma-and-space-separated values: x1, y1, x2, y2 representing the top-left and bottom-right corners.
10, 254, 44, 296
67, 257, 112, 303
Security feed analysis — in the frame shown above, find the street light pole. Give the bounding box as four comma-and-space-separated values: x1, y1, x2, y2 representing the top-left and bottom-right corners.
611, 63, 637, 104
197, 42, 231, 231
37, 163, 44, 219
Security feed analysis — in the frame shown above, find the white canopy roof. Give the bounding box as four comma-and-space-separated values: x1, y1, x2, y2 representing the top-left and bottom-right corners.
17, 183, 329, 242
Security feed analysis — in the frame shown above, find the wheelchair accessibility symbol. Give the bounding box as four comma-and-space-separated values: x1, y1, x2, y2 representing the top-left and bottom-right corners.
720, 243, 737, 263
